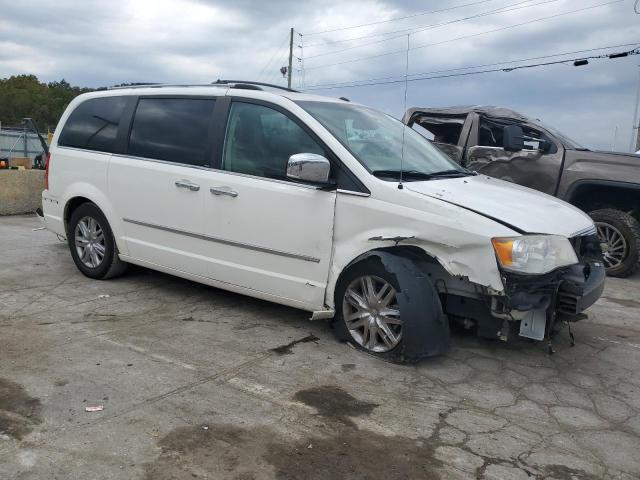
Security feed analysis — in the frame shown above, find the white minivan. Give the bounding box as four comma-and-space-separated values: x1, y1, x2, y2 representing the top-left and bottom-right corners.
42, 81, 605, 361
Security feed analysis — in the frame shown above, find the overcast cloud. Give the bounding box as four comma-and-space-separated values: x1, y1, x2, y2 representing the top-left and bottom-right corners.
1, 0, 639, 150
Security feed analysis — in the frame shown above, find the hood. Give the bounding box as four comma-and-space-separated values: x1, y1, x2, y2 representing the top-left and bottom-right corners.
587, 150, 640, 162
563, 149, 640, 182
406, 175, 594, 237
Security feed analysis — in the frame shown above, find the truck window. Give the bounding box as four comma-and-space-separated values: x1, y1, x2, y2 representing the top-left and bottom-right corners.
412, 123, 435, 140
412, 118, 463, 145
478, 119, 504, 148
522, 128, 556, 153
479, 118, 557, 154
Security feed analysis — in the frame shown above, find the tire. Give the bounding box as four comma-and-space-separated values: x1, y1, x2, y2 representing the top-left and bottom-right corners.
67, 203, 128, 280
333, 252, 450, 362
589, 208, 640, 278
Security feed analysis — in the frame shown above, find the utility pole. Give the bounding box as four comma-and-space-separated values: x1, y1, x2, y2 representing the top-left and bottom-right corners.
287, 27, 294, 89
631, 65, 640, 152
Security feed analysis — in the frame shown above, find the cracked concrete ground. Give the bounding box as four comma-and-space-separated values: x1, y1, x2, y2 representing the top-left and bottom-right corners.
1, 214, 640, 479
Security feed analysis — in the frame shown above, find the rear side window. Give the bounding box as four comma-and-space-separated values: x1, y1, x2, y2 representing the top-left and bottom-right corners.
128, 98, 215, 166
58, 96, 128, 153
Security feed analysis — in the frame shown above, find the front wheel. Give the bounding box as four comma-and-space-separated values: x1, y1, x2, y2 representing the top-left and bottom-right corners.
590, 209, 640, 278
333, 252, 450, 362
342, 274, 403, 353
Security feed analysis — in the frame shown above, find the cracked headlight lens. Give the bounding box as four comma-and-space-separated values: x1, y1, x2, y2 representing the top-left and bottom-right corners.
491, 235, 578, 274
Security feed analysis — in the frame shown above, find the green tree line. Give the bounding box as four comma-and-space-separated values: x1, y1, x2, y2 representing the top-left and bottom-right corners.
0, 75, 93, 132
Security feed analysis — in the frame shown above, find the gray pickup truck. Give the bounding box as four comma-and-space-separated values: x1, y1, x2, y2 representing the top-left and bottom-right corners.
403, 106, 640, 277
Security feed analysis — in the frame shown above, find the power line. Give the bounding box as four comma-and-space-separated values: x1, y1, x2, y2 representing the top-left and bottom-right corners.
301, 0, 497, 36
303, 46, 640, 90
257, 33, 291, 82
304, 42, 640, 89
304, 0, 555, 53
305, 0, 560, 60
266, 49, 291, 84
267, 57, 289, 84
303, 0, 624, 71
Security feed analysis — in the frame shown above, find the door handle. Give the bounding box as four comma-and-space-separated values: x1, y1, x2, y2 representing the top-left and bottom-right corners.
210, 186, 238, 198
175, 180, 200, 191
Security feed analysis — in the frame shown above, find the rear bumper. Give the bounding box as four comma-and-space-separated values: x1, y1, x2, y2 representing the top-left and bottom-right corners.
42, 190, 66, 237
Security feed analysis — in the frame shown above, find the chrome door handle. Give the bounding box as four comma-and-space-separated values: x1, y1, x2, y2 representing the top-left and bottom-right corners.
210, 186, 238, 198
175, 180, 200, 191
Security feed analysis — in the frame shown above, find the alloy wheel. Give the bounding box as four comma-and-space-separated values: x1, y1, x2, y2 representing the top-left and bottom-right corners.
596, 221, 627, 269
342, 275, 402, 353
75, 216, 106, 268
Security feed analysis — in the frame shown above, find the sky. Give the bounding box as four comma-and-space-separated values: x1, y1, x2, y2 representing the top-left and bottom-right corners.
1, 0, 639, 151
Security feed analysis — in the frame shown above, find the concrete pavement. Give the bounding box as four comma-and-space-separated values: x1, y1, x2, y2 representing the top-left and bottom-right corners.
1, 214, 639, 479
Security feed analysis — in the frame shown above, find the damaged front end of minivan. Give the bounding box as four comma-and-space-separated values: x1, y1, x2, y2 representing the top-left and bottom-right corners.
328, 184, 606, 360
406, 231, 605, 349
489, 233, 605, 341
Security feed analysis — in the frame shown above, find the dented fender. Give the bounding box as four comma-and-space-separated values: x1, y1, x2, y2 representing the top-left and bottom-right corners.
325, 188, 517, 309
340, 249, 451, 360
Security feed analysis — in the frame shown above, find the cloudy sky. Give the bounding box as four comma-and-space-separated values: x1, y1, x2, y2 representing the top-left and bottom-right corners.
1, 0, 639, 151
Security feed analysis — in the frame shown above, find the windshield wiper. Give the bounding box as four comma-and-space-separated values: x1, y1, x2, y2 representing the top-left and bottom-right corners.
371, 170, 434, 180
371, 169, 474, 181
428, 169, 475, 177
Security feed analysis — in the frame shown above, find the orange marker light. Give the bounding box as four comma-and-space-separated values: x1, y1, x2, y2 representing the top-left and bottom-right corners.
492, 238, 514, 267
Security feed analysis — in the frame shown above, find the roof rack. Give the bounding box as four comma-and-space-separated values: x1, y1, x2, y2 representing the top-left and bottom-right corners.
107, 83, 226, 90
212, 79, 300, 93
106, 80, 300, 93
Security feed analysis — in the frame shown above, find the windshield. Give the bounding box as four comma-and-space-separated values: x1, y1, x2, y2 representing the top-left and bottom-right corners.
297, 101, 466, 180
534, 121, 585, 150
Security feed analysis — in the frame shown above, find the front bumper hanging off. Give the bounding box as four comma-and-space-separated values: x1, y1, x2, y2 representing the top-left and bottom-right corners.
497, 258, 605, 341
556, 262, 606, 318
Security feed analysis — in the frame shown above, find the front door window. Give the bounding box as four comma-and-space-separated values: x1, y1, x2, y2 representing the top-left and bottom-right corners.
222, 102, 325, 180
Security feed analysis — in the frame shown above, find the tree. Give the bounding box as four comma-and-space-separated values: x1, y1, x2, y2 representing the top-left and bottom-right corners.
0, 75, 93, 131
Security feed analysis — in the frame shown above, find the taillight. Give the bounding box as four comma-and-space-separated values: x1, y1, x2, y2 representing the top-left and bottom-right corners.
44, 151, 51, 190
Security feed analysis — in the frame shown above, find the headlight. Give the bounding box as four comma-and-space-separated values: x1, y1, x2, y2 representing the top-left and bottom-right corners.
491, 235, 578, 274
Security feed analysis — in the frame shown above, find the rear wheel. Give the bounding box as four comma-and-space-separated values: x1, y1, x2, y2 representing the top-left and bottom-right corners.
589, 208, 640, 278
67, 203, 128, 279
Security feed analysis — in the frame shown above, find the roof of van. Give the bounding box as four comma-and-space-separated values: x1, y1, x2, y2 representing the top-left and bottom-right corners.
91, 82, 346, 104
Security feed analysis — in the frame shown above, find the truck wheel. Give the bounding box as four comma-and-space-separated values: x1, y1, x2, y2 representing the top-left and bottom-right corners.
589, 209, 640, 278
333, 252, 450, 362
67, 203, 128, 280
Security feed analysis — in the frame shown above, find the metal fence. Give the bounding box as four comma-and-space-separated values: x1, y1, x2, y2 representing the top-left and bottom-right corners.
0, 126, 45, 164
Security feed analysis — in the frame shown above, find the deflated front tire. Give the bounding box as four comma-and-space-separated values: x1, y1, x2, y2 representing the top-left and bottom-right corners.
333, 250, 450, 362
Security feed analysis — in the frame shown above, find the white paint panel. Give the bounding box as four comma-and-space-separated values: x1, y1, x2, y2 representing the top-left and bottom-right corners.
108, 156, 211, 276
202, 170, 336, 310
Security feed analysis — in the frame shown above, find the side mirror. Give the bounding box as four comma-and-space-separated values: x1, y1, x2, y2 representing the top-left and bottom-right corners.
286, 153, 332, 185
503, 125, 524, 151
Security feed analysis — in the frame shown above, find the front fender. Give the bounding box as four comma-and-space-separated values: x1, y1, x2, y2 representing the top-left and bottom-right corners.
325, 193, 514, 309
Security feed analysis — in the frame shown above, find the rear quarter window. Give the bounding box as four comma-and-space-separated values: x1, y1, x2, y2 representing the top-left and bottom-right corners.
58, 96, 128, 153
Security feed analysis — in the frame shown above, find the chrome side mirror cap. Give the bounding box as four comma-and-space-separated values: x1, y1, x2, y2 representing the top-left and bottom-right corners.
286, 153, 331, 184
